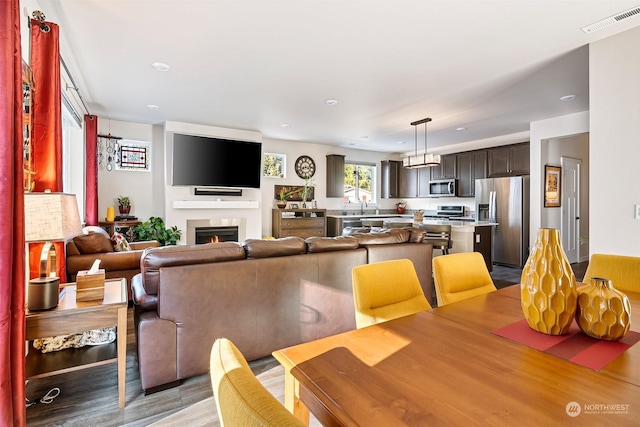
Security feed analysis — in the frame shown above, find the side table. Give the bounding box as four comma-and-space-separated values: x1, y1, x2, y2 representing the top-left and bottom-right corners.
99, 219, 141, 242
25, 278, 128, 408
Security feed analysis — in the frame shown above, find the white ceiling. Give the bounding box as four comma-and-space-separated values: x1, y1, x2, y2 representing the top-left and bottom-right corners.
42, 0, 640, 153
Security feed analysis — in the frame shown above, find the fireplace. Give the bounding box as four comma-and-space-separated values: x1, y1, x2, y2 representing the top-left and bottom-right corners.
195, 226, 238, 244
186, 218, 245, 245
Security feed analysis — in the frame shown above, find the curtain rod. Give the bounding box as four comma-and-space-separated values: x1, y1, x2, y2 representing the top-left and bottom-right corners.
60, 55, 91, 117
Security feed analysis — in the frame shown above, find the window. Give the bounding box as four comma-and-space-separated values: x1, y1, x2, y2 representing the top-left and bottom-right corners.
344, 162, 376, 203
263, 153, 286, 178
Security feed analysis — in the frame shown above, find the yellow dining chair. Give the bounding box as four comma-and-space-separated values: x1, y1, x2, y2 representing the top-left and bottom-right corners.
432, 252, 497, 306
352, 259, 432, 328
210, 338, 304, 427
583, 253, 640, 293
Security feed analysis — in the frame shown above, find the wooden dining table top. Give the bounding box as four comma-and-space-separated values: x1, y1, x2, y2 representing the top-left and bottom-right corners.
273, 285, 640, 426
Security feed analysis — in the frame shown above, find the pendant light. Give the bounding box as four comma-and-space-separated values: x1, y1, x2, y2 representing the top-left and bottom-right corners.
403, 117, 441, 168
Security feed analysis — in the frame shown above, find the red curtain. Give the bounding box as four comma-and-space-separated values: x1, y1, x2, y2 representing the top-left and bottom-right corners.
0, 0, 27, 425
85, 115, 98, 225
29, 19, 66, 282
30, 19, 62, 192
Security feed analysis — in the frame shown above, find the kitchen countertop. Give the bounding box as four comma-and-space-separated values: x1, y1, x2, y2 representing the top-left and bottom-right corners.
327, 213, 411, 219
380, 217, 498, 227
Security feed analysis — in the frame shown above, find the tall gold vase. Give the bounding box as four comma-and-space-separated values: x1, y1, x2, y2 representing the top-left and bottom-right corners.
575, 277, 631, 341
520, 228, 577, 335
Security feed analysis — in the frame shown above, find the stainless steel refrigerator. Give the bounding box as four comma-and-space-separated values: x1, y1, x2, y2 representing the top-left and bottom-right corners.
475, 176, 529, 268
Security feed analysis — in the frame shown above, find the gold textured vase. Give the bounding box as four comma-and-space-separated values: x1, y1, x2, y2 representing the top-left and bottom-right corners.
575, 277, 631, 341
520, 228, 577, 335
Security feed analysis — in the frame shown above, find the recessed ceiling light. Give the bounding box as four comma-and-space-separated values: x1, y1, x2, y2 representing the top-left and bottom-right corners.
456, 127, 466, 131
147, 104, 159, 110
325, 99, 338, 106
560, 95, 576, 101
396, 141, 406, 145
151, 62, 170, 72
281, 124, 290, 128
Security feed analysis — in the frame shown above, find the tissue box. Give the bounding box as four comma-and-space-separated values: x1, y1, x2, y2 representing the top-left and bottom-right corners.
76, 269, 105, 302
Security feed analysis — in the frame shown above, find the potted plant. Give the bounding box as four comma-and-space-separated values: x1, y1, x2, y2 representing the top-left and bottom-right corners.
276, 187, 290, 209
117, 195, 131, 215
133, 216, 182, 246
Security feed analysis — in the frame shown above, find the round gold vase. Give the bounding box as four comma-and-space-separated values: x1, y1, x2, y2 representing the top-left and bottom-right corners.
520, 228, 577, 335
575, 277, 631, 341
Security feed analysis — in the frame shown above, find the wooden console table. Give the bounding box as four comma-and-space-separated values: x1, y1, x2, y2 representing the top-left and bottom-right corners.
25, 278, 128, 408
272, 208, 327, 238
99, 219, 141, 242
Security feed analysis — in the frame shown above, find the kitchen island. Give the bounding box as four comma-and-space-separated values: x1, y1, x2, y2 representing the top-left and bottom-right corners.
327, 214, 496, 271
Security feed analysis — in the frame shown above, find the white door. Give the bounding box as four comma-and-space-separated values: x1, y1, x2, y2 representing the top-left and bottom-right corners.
561, 157, 581, 263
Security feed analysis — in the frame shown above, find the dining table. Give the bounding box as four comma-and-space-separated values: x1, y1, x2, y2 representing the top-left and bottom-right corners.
273, 285, 640, 426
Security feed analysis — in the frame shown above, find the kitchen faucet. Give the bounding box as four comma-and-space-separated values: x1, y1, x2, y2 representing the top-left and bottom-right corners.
360, 200, 368, 214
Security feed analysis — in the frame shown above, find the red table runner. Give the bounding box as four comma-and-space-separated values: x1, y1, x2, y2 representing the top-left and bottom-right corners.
492, 319, 640, 370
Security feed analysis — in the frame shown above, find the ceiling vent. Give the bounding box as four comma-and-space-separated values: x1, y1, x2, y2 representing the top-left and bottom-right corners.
581, 6, 640, 33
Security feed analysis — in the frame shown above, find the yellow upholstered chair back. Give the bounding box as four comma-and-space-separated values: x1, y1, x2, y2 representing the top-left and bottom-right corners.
352, 259, 432, 328
432, 252, 497, 306
210, 338, 304, 427
583, 253, 640, 293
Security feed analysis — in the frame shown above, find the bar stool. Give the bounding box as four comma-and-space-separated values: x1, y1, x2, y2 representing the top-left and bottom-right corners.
421, 224, 452, 255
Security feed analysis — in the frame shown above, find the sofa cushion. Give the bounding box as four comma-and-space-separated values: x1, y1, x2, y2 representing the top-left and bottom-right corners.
305, 236, 359, 253
354, 228, 411, 245
244, 237, 306, 258
73, 233, 114, 254
111, 231, 132, 252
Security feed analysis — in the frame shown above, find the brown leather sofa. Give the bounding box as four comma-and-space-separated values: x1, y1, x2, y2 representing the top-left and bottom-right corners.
66, 230, 159, 300
131, 228, 433, 393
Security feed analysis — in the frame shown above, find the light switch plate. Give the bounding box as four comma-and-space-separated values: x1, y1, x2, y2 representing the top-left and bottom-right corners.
635, 204, 640, 219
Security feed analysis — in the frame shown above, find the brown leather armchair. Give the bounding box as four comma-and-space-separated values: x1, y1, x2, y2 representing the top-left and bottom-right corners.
66, 228, 159, 300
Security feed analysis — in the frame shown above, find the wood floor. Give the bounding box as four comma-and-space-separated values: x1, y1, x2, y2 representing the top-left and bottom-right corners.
25, 262, 588, 426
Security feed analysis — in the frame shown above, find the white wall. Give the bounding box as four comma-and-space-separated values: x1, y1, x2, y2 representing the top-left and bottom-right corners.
589, 26, 640, 256
97, 119, 156, 221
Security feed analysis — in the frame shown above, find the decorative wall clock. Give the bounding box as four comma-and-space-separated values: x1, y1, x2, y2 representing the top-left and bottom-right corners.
295, 155, 316, 179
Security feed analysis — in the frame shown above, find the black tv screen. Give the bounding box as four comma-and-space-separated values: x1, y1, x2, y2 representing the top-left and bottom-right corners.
172, 133, 262, 188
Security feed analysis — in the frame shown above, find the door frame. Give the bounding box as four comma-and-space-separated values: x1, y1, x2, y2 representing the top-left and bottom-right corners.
560, 156, 581, 264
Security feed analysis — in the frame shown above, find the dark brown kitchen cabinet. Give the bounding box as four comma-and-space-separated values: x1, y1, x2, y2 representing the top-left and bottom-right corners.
381, 160, 419, 198
457, 150, 487, 197
399, 165, 418, 198
326, 154, 345, 198
430, 154, 457, 180
380, 160, 400, 198
474, 226, 493, 272
417, 168, 431, 197
488, 143, 529, 177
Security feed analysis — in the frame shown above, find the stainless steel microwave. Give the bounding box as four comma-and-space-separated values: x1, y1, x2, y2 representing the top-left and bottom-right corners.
428, 179, 457, 197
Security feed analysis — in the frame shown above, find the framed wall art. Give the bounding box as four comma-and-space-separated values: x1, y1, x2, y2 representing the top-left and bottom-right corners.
544, 165, 561, 208
263, 153, 286, 178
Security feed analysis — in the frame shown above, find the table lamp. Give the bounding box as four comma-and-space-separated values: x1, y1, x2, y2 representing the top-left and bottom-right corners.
24, 192, 82, 310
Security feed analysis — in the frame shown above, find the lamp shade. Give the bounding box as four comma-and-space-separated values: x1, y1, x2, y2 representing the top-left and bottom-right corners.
24, 192, 83, 242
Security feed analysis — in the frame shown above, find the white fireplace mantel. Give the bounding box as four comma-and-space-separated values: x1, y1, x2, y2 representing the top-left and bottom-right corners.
172, 200, 259, 209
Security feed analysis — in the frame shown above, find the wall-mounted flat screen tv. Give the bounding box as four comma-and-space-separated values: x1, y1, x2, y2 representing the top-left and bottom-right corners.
172, 133, 262, 188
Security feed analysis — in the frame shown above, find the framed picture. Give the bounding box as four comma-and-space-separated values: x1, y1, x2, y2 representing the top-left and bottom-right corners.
290, 203, 299, 209
544, 165, 561, 208
263, 153, 286, 178
274, 185, 314, 202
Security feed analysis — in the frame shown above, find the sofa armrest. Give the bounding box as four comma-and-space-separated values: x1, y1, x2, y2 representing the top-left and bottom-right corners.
67, 250, 143, 274
132, 273, 158, 311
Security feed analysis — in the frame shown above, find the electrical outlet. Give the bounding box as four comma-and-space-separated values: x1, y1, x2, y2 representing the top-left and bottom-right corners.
635, 204, 640, 219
